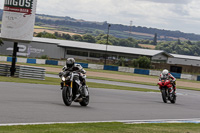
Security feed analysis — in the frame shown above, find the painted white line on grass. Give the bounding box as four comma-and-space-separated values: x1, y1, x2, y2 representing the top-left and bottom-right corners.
0, 118, 200, 126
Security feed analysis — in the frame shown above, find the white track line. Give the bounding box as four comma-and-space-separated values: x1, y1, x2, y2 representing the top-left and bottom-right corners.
1, 118, 200, 126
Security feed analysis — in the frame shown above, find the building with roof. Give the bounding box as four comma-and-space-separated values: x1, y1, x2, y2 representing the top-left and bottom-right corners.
1, 35, 200, 73
0, 36, 172, 63
167, 54, 200, 73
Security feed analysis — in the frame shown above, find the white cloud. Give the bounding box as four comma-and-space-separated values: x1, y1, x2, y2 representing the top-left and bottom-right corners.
1, 0, 200, 34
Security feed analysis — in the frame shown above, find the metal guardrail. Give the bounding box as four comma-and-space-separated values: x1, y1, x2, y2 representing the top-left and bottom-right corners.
0, 64, 19, 77
0, 64, 45, 80
19, 66, 45, 80
0, 64, 9, 76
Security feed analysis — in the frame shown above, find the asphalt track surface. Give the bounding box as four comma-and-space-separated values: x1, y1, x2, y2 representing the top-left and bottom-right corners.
0, 80, 200, 125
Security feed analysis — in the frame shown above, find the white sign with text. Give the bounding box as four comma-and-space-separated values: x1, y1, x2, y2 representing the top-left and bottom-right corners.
1, 0, 37, 42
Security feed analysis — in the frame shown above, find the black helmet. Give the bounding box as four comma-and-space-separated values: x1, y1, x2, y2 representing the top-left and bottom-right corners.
66, 58, 75, 68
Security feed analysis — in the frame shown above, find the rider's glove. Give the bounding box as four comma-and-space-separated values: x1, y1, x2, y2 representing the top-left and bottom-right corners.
59, 72, 63, 77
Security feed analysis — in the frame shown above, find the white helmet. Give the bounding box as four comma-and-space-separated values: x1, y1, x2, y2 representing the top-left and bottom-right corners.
162, 69, 169, 75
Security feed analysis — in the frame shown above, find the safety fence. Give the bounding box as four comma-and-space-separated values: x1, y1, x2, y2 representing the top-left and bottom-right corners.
0, 56, 200, 81
0, 64, 19, 77
0, 63, 45, 80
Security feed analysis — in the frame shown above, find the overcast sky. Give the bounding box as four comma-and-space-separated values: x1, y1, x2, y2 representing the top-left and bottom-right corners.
1, 0, 200, 34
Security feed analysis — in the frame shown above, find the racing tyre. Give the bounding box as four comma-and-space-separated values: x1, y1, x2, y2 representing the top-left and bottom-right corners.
170, 92, 176, 104
79, 95, 89, 106
62, 86, 72, 106
161, 89, 167, 103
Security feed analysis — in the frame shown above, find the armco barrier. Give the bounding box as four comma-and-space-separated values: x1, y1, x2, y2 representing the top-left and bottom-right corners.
17, 58, 27, 63
118, 66, 134, 73
181, 74, 197, 81
0, 64, 9, 76
46, 60, 58, 65
104, 65, 118, 71
58, 61, 65, 66
197, 76, 200, 81
170, 72, 181, 79
36, 59, 46, 64
27, 58, 36, 64
19, 66, 45, 80
78, 62, 88, 68
88, 64, 104, 70
0, 64, 19, 77
7, 57, 16, 62
0, 56, 7, 62
150, 70, 161, 76
134, 69, 150, 75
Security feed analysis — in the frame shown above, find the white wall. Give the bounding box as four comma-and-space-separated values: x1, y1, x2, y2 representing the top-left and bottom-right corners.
168, 58, 200, 67
152, 53, 168, 61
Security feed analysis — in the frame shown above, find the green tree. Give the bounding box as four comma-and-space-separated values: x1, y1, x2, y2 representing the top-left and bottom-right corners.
131, 59, 138, 67
117, 57, 126, 66
72, 35, 83, 41
137, 56, 151, 69
177, 39, 181, 45
36, 32, 57, 39
82, 34, 96, 43
153, 33, 157, 45
62, 33, 71, 40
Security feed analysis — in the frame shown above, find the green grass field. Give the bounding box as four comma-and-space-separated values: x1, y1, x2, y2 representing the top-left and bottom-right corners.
0, 76, 159, 92
0, 122, 199, 133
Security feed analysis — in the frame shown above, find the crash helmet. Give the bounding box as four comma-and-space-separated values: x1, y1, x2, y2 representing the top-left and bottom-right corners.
66, 58, 75, 68
162, 69, 169, 76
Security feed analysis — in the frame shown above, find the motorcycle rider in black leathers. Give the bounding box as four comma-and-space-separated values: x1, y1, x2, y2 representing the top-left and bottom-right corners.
59, 58, 87, 95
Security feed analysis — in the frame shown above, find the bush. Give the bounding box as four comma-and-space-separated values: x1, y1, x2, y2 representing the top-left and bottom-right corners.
137, 56, 151, 69
40, 55, 49, 59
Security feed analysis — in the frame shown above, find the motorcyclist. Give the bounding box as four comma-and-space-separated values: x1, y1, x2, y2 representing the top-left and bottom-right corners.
159, 69, 176, 92
59, 58, 87, 89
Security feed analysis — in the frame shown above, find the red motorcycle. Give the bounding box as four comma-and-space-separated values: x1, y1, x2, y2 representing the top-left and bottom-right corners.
158, 78, 176, 103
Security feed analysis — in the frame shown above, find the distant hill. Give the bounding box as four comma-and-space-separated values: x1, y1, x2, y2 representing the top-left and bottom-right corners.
1, 9, 200, 41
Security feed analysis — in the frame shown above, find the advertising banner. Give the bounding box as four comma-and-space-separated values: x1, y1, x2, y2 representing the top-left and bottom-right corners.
1, 0, 37, 42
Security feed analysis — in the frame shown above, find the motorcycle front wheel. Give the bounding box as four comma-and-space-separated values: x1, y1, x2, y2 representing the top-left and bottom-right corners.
62, 86, 73, 106
161, 89, 167, 103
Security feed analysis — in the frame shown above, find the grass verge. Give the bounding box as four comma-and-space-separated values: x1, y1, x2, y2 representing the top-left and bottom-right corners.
1, 61, 200, 83
0, 76, 159, 92
0, 122, 199, 133
46, 72, 200, 91
87, 76, 200, 91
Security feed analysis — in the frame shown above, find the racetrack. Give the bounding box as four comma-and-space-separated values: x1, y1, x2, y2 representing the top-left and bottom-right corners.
0, 82, 200, 125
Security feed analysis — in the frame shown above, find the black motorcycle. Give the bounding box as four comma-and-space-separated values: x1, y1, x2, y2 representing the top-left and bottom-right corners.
60, 71, 89, 106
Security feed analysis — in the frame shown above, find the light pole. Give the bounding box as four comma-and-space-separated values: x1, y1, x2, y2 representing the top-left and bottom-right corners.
104, 24, 111, 65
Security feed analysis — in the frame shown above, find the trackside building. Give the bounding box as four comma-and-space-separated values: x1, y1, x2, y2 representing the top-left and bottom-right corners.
0, 36, 171, 62
1, 36, 200, 73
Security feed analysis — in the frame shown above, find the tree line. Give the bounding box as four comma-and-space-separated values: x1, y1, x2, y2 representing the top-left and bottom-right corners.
36, 32, 140, 48
155, 40, 200, 56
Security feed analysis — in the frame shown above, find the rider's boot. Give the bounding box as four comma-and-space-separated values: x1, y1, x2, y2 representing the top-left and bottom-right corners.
60, 82, 63, 90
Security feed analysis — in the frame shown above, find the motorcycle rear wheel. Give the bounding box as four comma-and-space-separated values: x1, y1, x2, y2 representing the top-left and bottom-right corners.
79, 96, 89, 106
161, 89, 167, 103
62, 86, 73, 106
170, 92, 176, 104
